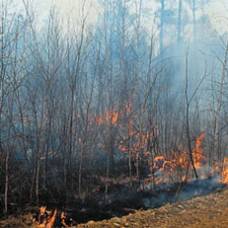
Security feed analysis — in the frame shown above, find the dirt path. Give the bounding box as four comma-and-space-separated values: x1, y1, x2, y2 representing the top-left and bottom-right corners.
78, 188, 228, 228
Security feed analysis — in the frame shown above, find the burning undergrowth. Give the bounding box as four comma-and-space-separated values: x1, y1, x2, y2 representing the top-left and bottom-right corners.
143, 132, 228, 187
31, 178, 226, 227
29, 131, 228, 227
29, 132, 228, 227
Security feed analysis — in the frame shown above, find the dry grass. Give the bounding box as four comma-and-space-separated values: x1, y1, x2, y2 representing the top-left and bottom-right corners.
0, 213, 34, 228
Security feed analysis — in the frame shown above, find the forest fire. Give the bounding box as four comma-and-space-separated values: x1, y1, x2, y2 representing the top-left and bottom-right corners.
1, 0, 228, 227
29, 130, 228, 227
33, 207, 57, 228
192, 132, 206, 169
222, 157, 228, 184
28, 127, 225, 227
95, 110, 119, 125
149, 132, 227, 186
33, 207, 75, 227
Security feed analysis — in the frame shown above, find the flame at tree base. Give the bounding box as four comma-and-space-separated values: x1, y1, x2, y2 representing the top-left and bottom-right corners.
222, 157, 228, 184
147, 133, 228, 187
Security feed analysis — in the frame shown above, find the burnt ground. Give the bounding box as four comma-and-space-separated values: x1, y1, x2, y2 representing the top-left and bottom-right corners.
78, 188, 228, 228
0, 182, 227, 227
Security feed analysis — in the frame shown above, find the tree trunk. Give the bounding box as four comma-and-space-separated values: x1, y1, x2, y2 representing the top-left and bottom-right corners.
35, 151, 40, 205
105, 152, 110, 202
177, 0, 182, 42
78, 142, 84, 199
160, 0, 165, 53
192, 0, 196, 38
186, 104, 198, 179
4, 150, 9, 214
185, 54, 198, 179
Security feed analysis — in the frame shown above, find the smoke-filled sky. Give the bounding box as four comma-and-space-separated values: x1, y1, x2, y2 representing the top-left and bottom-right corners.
11, 0, 228, 35
30, 0, 228, 30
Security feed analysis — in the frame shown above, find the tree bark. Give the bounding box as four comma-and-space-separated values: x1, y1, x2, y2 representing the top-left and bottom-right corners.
4, 150, 9, 214
160, 0, 165, 53
177, 0, 182, 42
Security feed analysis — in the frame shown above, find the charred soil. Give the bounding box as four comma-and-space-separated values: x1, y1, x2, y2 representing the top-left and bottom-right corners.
0, 185, 227, 227
78, 187, 228, 228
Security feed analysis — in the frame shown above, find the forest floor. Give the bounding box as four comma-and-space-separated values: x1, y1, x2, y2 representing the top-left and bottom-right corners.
0, 188, 227, 227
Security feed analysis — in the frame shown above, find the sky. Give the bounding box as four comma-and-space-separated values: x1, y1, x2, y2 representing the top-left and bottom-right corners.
12, 0, 228, 34
207, 0, 228, 34
30, 0, 101, 27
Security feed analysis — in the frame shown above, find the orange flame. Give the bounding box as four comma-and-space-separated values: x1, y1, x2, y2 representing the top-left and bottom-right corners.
149, 156, 175, 184
110, 112, 119, 124
150, 133, 206, 185
141, 132, 228, 188
34, 207, 57, 228
193, 132, 205, 169
222, 157, 228, 184
95, 110, 119, 125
